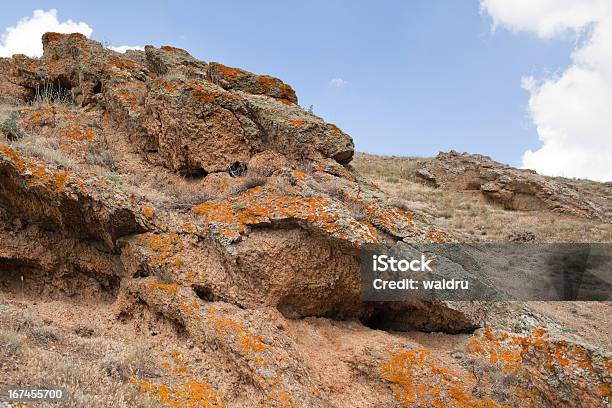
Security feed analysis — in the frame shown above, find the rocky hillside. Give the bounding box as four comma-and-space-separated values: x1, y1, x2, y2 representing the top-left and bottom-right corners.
0, 34, 610, 407
354, 152, 612, 243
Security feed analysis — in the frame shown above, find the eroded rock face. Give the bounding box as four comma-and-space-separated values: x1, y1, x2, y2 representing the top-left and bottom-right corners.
1, 34, 610, 407
0, 146, 146, 248
1, 32, 354, 175
416, 151, 610, 222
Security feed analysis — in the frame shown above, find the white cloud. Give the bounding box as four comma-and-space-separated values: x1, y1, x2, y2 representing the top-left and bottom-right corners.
107, 45, 144, 53
0, 9, 143, 58
481, 0, 612, 181
329, 78, 348, 87
0, 9, 92, 57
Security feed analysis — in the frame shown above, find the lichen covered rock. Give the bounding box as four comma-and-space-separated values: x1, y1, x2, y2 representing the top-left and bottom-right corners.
1, 33, 609, 408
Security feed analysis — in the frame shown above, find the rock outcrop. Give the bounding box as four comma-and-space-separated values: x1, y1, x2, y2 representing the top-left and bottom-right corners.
416, 151, 610, 222
1, 34, 610, 407
1, 33, 353, 176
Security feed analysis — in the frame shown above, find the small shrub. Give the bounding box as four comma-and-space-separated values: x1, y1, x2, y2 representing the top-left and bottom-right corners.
30, 324, 57, 344
231, 202, 246, 211
1, 111, 25, 140
106, 172, 121, 184
0, 330, 25, 353
85, 144, 116, 169
507, 230, 536, 242
103, 343, 159, 380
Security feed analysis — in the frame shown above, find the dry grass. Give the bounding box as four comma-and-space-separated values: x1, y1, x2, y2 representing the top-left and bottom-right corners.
226, 174, 267, 196
353, 153, 612, 243
0, 299, 162, 407
0, 329, 25, 353
0, 104, 78, 170
352, 152, 431, 183
29, 83, 74, 108
9, 347, 163, 407
9, 133, 78, 169
0, 103, 14, 124
121, 171, 215, 210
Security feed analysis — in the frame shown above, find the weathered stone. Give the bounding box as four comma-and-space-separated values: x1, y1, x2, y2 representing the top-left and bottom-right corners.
416, 151, 610, 222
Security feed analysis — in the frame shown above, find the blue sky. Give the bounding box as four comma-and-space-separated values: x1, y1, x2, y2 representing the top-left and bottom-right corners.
1, 1, 577, 168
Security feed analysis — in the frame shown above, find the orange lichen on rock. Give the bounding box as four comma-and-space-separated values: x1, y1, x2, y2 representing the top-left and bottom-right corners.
361, 200, 453, 242
0, 145, 26, 171
116, 91, 138, 105
256, 374, 297, 407
142, 205, 155, 219
256, 76, 296, 102
192, 185, 379, 245
139, 232, 184, 268
327, 123, 342, 134
178, 300, 201, 320
278, 98, 294, 106
256, 76, 279, 90
468, 327, 611, 405
20, 105, 57, 127
468, 327, 598, 375
161, 45, 186, 53
109, 58, 137, 71
213, 63, 245, 79
291, 119, 306, 128
133, 350, 225, 408
60, 125, 94, 141
292, 170, 307, 182
52, 170, 69, 192
0, 146, 71, 194
190, 83, 218, 104
42, 32, 87, 44
380, 348, 506, 408
365, 203, 414, 237
207, 308, 266, 356
148, 282, 180, 296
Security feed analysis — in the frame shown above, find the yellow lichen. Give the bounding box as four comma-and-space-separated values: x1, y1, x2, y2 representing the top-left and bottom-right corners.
207, 308, 266, 356
109, 58, 137, 71
142, 205, 155, 219
149, 282, 180, 296
139, 233, 184, 268
161, 45, 186, 53
133, 350, 225, 407
190, 83, 217, 104
381, 348, 508, 408
192, 186, 379, 245
0, 146, 71, 194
